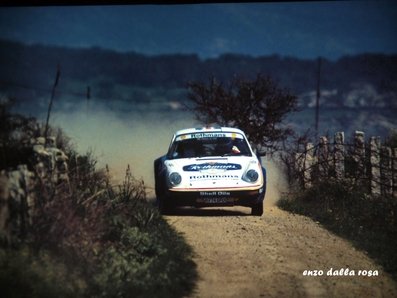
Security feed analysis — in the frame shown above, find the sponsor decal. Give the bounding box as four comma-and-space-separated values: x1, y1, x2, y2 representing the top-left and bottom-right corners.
175, 132, 244, 141
189, 174, 239, 180
200, 191, 231, 196
191, 132, 226, 139
183, 163, 242, 171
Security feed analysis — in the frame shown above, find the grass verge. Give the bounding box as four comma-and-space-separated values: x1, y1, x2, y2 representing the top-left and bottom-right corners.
1, 168, 197, 298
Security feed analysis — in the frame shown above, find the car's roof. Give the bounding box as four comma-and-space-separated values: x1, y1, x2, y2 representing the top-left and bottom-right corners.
174, 126, 246, 136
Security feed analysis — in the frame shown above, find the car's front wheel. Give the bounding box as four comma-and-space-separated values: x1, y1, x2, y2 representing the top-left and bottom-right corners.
251, 202, 263, 216
158, 197, 174, 215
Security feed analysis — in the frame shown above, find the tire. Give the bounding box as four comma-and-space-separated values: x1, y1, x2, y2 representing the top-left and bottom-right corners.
158, 198, 173, 215
251, 202, 263, 216
155, 178, 172, 215
154, 159, 163, 198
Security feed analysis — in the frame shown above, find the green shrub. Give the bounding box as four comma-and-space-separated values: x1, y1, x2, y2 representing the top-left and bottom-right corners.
0, 247, 85, 298
90, 224, 196, 298
86, 168, 197, 298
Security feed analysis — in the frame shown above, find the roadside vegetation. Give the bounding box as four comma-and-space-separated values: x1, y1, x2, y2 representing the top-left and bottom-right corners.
0, 100, 197, 298
278, 133, 397, 278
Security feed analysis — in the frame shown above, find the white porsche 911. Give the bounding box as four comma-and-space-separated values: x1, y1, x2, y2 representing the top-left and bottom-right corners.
154, 126, 266, 215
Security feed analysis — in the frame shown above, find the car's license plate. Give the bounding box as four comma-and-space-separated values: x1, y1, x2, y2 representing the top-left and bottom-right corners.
196, 197, 234, 204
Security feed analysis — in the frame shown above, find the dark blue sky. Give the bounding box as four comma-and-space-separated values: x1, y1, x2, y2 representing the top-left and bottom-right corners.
0, 1, 396, 60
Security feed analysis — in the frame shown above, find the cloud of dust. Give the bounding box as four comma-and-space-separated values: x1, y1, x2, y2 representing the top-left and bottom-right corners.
261, 157, 288, 207
52, 104, 197, 196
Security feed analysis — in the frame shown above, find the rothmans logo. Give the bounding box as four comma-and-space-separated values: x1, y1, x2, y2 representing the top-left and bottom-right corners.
183, 163, 242, 172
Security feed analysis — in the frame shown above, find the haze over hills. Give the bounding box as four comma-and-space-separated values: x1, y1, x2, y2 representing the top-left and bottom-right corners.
0, 39, 396, 138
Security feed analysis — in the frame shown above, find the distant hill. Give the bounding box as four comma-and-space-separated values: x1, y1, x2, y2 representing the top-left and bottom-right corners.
0, 39, 396, 137
1, 39, 396, 108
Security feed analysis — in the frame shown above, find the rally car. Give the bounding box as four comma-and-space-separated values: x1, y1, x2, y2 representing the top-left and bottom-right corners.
154, 126, 266, 215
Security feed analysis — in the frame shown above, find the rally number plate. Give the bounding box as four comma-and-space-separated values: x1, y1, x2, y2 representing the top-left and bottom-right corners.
196, 197, 235, 204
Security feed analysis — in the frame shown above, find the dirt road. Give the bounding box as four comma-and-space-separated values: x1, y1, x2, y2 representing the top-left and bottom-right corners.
166, 205, 397, 297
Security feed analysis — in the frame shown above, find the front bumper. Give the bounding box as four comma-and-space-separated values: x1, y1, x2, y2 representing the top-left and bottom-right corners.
165, 187, 265, 208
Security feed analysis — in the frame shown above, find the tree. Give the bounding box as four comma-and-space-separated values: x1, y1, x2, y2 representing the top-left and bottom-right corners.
187, 74, 298, 153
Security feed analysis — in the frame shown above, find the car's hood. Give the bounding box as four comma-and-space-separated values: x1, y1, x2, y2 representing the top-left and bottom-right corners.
164, 156, 264, 191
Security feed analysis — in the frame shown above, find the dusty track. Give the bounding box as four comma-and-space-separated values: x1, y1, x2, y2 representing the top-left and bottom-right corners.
166, 205, 397, 297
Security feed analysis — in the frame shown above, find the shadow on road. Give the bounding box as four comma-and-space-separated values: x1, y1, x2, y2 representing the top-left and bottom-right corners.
165, 206, 251, 217
146, 195, 252, 217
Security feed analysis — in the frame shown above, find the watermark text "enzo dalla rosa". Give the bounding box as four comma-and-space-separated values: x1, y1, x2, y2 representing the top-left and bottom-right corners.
303, 268, 379, 277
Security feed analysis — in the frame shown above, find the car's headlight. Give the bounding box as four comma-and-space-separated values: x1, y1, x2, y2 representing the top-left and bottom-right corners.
244, 169, 259, 183
169, 172, 182, 186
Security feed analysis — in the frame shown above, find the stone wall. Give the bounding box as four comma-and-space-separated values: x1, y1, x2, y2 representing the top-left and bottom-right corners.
0, 137, 69, 245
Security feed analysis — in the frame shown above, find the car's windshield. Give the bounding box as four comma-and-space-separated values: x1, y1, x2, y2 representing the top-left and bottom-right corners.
168, 133, 252, 159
